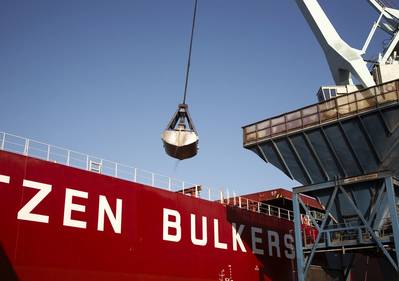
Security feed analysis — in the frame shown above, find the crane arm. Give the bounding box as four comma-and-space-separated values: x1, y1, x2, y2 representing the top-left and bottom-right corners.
295, 0, 376, 88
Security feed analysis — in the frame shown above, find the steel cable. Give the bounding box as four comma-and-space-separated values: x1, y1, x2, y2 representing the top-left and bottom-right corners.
182, 0, 198, 105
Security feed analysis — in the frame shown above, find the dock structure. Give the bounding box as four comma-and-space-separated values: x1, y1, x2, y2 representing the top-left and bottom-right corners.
243, 80, 399, 281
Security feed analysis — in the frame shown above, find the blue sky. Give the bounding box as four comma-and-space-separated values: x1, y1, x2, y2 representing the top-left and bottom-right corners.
0, 0, 387, 195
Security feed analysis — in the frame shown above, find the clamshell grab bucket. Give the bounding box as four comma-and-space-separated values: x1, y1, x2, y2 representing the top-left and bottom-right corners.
162, 104, 199, 160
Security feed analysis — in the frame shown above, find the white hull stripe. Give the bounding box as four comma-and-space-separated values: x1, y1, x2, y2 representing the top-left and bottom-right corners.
0, 175, 10, 184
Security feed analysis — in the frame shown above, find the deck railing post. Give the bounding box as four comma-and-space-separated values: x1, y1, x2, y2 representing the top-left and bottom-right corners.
1, 133, 5, 150
168, 177, 171, 191
66, 150, 70, 165
151, 173, 155, 187
238, 197, 242, 208
47, 145, 51, 161
24, 139, 29, 155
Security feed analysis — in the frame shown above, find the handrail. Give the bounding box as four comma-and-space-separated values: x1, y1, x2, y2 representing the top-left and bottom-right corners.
243, 79, 399, 146
220, 193, 324, 223
0, 132, 200, 192
302, 216, 396, 247
0, 131, 310, 222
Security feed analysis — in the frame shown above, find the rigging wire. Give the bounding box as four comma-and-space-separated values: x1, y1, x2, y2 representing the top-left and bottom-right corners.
381, 0, 399, 9
182, 0, 198, 105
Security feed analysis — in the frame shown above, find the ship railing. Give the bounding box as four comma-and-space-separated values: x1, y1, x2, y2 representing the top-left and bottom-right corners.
220, 194, 294, 221
302, 217, 394, 247
220, 193, 325, 222
0, 131, 315, 222
0, 132, 268, 212
243, 79, 399, 146
0, 132, 215, 197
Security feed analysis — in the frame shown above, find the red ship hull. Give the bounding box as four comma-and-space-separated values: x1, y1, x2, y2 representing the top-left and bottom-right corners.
0, 150, 296, 281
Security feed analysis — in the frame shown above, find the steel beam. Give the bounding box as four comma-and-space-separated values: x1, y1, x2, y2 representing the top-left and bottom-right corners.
367, 180, 386, 227
302, 132, 330, 181
287, 137, 313, 184
294, 171, 390, 193
339, 183, 399, 271
320, 127, 347, 177
382, 133, 399, 163
293, 192, 305, 281
357, 115, 382, 163
338, 121, 365, 174
385, 177, 399, 271
303, 183, 339, 277
298, 197, 321, 232
271, 140, 294, 179
377, 109, 393, 135
256, 144, 269, 163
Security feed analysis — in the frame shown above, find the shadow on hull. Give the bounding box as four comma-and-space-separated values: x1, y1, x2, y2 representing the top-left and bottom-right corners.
0, 243, 19, 281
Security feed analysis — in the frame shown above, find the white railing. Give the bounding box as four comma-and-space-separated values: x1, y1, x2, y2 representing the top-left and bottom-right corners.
220, 194, 294, 221
0, 132, 208, 194
220, 194, 324, 222
0, 132, 311, 222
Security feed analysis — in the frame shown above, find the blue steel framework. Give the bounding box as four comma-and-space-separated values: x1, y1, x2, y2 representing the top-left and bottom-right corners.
243, 80, 399, 280
293, 174, 399, 281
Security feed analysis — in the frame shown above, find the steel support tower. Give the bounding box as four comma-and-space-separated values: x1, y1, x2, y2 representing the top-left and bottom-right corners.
243, 80, 399, 280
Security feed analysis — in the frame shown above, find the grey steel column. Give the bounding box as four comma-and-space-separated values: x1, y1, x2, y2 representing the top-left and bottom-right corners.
293, 192, 305, 281
385, 176, 399, 277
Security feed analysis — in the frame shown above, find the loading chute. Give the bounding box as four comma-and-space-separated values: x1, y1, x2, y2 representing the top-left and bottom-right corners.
162, 0, 199, 160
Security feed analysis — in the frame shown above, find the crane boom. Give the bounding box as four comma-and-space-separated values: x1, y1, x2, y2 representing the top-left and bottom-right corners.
295, 0, 376, 88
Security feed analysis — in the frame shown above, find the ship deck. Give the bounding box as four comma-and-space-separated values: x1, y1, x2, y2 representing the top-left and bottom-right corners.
0, 132, 313, 224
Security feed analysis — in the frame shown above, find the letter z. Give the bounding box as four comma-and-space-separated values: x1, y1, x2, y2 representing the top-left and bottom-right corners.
17, 180, 52, 223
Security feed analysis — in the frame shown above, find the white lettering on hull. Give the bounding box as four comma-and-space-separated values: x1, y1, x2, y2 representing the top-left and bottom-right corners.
163, 208, 181, 242
251, 227, 264, 255
268, 230, 281, 257
232, 223, 246, 252
0, 174, 10, 184
63, 188, 88, 229
6, 176, 296, 256
191, 214, 207, 246
214, 219, 227, 250
17, 180, 52, 223
14, 179, 123, 234
98, 195, 123, 234
162, 208, 296, 260
284, 234, 295, 259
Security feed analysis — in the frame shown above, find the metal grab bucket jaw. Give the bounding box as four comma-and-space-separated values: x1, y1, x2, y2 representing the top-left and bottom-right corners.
161, 104, 199, 160
162, 130, 199, 160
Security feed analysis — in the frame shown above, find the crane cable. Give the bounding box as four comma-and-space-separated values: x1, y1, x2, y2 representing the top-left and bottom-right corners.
182, 0, 198, 105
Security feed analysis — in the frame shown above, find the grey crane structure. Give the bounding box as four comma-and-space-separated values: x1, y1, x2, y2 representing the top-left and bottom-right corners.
243, 1, 399, 280
293, 1, 399, 280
